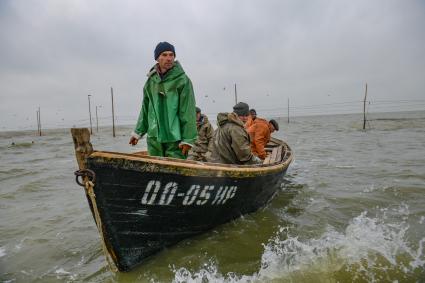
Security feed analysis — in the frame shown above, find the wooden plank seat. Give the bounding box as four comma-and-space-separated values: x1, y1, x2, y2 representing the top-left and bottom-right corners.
263, 145, 282, 165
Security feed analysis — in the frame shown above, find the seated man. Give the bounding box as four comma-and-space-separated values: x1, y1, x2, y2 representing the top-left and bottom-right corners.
247, 118, 279, 160
209, 102, 261, 165
245, 108, 257, 128
188, 107, 214, 162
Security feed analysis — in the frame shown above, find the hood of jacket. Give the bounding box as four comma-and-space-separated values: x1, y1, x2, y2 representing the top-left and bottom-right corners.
134, 60, 197, 145
147, 60, 185, 82
198, 114, 210, 127
216, 112, 245, 128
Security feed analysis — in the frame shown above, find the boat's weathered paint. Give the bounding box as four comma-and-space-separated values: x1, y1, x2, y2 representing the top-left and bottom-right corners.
71, 128, 293, 272
87, 155, 290, 271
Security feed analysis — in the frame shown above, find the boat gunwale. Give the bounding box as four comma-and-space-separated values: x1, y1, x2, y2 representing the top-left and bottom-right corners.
88, 139, 293, 174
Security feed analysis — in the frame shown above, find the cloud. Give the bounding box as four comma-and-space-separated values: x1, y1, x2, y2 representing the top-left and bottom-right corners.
1, 0, 424, 130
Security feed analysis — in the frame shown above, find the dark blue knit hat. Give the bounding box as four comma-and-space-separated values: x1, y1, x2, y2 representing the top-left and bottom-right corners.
154, 42, 175, 60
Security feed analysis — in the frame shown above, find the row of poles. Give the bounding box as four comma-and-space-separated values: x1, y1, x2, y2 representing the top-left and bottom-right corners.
235, 82, 368, 127
84, 82, 366, 132
36, 87, 116, 137
35, 83, 367, 136
87, 87, 116, 137
35, 83, 287, 136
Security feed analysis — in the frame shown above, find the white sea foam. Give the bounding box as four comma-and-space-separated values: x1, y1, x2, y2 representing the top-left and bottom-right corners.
0, 246, 6, 257
54, 267, 76, 282
55, 268, 70, 275
171, 206, 425, 282
335, 165, 355, 169
77, 255, 85, 266
258, 207, 424, 281
362, 184, 376, 193
172, 262, 256, 283
14, 238, 26, 251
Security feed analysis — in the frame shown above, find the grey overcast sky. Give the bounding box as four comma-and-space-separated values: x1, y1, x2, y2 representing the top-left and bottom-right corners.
1, 0, 424, 131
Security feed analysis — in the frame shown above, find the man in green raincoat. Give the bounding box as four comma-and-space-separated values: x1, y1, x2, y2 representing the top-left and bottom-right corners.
129, 42, 197, 159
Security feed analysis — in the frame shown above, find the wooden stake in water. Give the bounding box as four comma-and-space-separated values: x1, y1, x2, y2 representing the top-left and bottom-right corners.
111, 87, 116, 137
37, 107, 42, 136
36, 109, 39, 136
95, 106, 99, 133
234, 83, 238, 104
88, 94, 93, 134
363, 83, 368, 130
287, 98, 290, 124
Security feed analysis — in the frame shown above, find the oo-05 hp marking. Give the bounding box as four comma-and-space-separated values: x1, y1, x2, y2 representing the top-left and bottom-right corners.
141, 180, 238, 206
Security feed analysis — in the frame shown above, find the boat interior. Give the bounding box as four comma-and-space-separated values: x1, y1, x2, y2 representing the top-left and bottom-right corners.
101, 137, 292, 168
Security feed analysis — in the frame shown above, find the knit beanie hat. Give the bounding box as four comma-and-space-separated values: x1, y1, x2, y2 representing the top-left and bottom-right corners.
233, 102, 250, 116
269, 119, 279, 131
195, 107, 201, 113
154, 42, 175, 60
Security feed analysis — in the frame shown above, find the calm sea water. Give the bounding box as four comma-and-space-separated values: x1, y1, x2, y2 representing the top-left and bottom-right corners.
1, 111, 424, 282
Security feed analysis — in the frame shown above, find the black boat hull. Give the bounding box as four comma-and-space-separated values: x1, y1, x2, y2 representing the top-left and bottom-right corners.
87, 156, 289, 271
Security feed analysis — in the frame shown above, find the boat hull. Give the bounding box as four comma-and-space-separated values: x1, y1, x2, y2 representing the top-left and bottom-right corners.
86, 155, 289, 271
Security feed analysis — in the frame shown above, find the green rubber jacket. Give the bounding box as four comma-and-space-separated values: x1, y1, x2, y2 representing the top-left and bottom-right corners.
134, 61, 197, 145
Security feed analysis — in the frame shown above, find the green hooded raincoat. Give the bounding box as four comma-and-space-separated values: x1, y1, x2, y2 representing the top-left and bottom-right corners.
134, 61, 197, 148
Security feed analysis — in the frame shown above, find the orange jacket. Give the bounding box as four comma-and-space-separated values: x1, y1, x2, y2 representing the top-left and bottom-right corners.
247, 118, 271, 159
245, 116, 255, 129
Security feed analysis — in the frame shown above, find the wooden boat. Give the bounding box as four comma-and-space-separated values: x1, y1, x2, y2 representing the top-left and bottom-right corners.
71, 128, 293, 272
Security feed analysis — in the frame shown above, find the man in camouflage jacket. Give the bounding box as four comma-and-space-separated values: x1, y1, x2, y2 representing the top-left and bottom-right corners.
188, 107, 214, 162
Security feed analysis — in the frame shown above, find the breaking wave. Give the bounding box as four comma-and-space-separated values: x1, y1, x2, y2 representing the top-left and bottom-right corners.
171, 206, 425, 282
0, 246, 6, 258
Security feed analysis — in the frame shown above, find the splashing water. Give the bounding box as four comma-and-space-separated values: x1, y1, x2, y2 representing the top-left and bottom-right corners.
0, 247, 6, 258
172, 263, 256, 283
170, 206, 425, 282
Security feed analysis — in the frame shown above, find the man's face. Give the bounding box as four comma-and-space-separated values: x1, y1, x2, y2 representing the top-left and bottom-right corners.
157, 51, 175, 72
250, 111, 256, 119
196, 112, 201, 121
239, 115, 249, 123
269, 123, 276, 133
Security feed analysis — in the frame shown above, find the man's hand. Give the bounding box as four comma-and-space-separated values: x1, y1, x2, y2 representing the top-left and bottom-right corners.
179, 143, 191, 156
129, 136, 139, 146
252, 155, 262, 164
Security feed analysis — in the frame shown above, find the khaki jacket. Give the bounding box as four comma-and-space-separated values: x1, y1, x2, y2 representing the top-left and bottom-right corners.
209, 112, 259, 165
